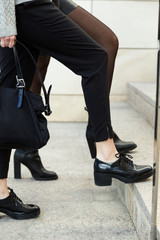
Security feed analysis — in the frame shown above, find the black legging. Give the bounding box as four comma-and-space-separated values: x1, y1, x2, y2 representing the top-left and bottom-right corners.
0, 0, 113, 178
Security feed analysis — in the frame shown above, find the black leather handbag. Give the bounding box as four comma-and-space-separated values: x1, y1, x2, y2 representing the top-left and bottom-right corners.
0, 41, 52, 149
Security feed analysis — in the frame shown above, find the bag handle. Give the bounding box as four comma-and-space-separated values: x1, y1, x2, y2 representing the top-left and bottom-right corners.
13, 41, 52, 116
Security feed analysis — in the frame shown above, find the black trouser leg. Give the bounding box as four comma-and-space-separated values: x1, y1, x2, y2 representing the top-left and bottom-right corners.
0, 1, 113, 178
0, 150, 11, 179
16, 1, 113, 141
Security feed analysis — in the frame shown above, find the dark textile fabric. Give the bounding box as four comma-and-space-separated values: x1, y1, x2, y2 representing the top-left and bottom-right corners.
40, 0, 78, 57
0, 0, 113, 178
16, 1, 113, 140
0, 45, 39, 179
0, 150, 11, 179
53, 0, 78, 14
58, 0, 78, 15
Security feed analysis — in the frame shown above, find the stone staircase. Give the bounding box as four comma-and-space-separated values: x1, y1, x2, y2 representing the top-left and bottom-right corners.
5, 82, 159, 240
115, 82, 160, 240
128, 82, 156, 128
7, 121, 139, 240
45, 83, 158, 240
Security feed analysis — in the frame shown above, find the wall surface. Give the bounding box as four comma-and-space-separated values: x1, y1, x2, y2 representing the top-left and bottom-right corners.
44, 0, 159, 121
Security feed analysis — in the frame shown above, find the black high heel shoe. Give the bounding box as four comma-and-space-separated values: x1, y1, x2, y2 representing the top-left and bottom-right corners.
94, 153, 153, 186
14, 149, 58, 181
86, 125, 137, 158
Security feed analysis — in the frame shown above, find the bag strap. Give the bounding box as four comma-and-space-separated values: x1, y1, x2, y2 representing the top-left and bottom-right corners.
13, 41, 52, 116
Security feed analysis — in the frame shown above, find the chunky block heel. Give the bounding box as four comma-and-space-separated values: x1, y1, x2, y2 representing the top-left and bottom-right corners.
86, 134, 96, 159
94, 156, 153, 186
14, 160, 21, 179
14, 149, 58, 180
94, 171, 112, 186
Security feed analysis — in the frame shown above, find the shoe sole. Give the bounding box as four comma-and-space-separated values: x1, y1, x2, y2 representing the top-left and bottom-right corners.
14, 159, 58, 181
94, 169, 153, 186
15, 174, 58, 181
33, 175, 58, 181
0, 208, 40, 220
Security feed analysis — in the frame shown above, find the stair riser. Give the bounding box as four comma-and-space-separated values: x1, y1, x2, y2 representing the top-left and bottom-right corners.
116, 181, 152, 240
128, 86, 155, 128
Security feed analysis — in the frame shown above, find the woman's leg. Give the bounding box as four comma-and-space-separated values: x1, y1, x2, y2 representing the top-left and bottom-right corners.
15, 2, 152, 186
0, 46, 40, 219
0, 150, 11, 199
16, 2, 116, 159
30, 54, 50, 94
0, 179, 9, 199
68, 6, 118, 92
0, 47, 17, 198
56, 0, 117, 90
30, 5, 118, 93
15, 53, 57, 181
67, 5, 136, 156
29, 3, 136, 157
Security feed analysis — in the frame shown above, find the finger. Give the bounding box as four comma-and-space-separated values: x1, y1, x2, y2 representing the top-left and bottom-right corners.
9, 36, 16, 48
4, 37, 10, 47
0, 38, 6, 48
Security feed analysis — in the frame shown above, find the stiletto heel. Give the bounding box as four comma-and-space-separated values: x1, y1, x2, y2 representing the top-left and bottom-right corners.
14, 159, 21, 179
94, 171, 112, 186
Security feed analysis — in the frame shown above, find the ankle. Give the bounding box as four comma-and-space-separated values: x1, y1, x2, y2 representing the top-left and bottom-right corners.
0, 179, 10, 199
0, 190, 9, 200
96, 139, 118, 163
96, 152, 117, 163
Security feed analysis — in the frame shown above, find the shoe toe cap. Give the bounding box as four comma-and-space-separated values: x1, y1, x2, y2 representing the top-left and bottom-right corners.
135, 164, 153, 174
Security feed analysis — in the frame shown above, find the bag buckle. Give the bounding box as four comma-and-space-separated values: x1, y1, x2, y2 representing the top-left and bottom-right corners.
16, 76, 26, 88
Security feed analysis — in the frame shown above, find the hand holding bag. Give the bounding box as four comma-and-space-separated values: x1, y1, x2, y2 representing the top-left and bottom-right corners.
0, 41, 52, 149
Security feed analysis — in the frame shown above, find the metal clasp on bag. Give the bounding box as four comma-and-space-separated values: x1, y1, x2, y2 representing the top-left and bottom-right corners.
16, 76, 25, 108
16, 76, 26, 88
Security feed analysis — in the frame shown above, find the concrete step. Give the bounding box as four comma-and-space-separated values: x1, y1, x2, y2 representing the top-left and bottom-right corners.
127, 82, 160, 239
128, 82, 156, 128
110, 101, 158, 240
6, 101, 158, 240
6, 119, 139, 240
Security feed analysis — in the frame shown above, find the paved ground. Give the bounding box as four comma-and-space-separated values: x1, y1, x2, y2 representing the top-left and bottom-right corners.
1, 102, 139, 240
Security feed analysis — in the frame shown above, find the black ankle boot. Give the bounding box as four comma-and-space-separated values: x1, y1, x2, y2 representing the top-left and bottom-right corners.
86, 125, 137, 158
14, 149, 58, 181
94, 153, 153, 186
0, 188, 40, 220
